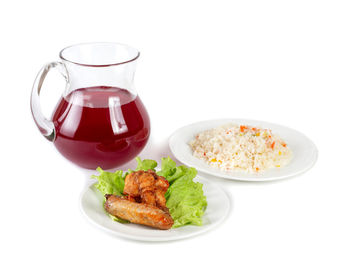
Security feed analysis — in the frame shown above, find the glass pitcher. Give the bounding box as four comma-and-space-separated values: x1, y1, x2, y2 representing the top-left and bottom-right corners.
31, 43, 150, 169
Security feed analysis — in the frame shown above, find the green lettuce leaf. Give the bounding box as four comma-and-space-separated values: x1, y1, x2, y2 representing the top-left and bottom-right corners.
91, 167, 124, 196
156, 156, 176, 179
159, 157, 207, 228
135, 157, 157, 171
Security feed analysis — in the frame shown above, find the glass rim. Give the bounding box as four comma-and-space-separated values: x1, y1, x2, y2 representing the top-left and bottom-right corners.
59, 42, 140, 67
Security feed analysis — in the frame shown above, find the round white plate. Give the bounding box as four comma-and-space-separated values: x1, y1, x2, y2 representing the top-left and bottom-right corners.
80, 176, 231, 241
169, 119, 318, 181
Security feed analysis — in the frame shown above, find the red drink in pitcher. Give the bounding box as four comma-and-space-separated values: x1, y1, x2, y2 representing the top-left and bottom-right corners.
52, 86, 150, 169
31, 43, 150, 169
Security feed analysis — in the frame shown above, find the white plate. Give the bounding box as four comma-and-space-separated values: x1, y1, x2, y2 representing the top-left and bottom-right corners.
169, 119, 318, 181
80, 176, 231, 241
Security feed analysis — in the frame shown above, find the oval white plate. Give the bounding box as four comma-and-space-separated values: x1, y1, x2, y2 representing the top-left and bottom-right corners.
169, 119, 318, 181
80, 176, 231, 241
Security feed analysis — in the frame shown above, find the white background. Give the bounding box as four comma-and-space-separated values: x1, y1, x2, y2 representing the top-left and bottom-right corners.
1, 0, 349, 262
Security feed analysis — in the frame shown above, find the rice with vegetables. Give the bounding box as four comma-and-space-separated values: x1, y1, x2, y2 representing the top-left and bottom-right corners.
189, 124, 292, 173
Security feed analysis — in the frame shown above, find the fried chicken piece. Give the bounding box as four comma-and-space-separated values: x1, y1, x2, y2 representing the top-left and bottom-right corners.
105, 194, 174, 230
137, 170, 157, 206
122, 171, 140, 197
155, 176, 169, 212
107, 170, 173, 229
123, 170, 170, 212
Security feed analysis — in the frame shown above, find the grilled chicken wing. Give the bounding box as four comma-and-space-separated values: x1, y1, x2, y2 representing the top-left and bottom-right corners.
137, 170, 157, 206
123, 170, 170, 212
105, 194, 174, 230
154, 176, 169, 212
122, 172, 140, 197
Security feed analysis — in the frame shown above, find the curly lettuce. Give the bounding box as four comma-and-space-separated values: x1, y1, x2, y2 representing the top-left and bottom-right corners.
159, 157, 207, 227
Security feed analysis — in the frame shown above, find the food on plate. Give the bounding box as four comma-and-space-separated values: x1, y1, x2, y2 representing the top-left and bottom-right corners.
103, 169, 173, 230
124, 169, 169, 212
189, 124, 292, 173
91, 157, 207, 229
105, 194, 174, 230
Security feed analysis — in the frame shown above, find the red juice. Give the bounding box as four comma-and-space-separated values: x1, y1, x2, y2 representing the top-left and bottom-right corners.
51, 86, 150, 169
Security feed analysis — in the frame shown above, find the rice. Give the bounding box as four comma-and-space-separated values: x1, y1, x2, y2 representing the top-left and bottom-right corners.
189, 124, 292, 173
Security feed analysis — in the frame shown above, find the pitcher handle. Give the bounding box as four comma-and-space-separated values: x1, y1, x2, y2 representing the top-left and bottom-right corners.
30, 62, 69, 141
